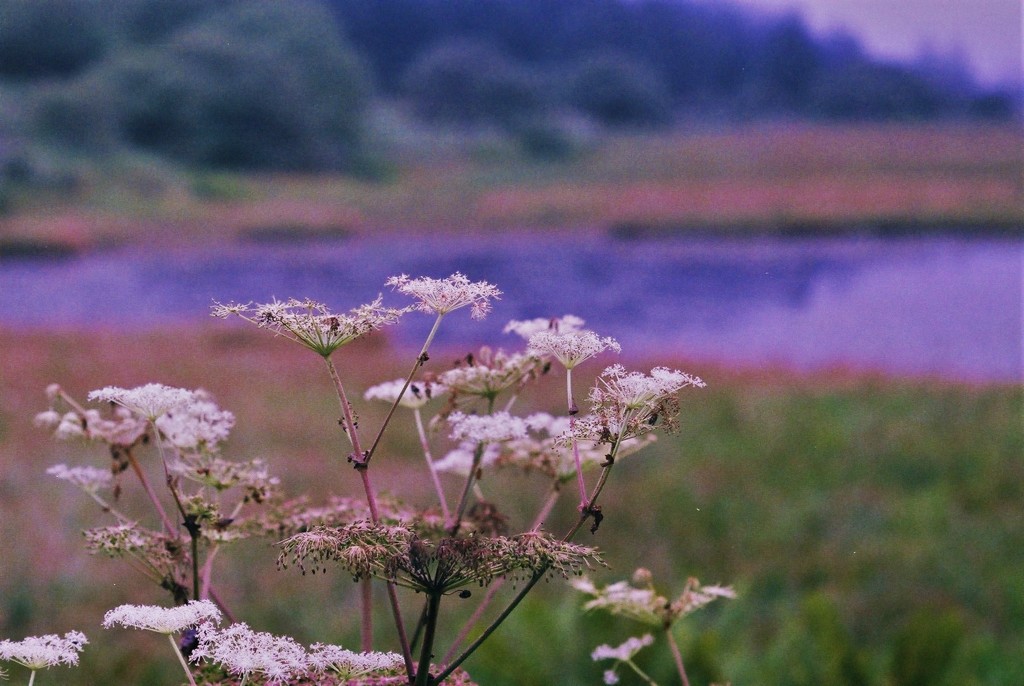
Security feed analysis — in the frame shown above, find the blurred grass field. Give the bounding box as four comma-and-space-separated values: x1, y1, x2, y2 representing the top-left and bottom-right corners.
1, 123, 1021, 252
1, 326, 1021, 685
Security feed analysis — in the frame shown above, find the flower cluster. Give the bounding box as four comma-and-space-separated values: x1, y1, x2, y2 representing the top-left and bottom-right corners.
84, 524, 182, 581
439, 348, 540, 403
364, 378, 447, 409
571, 364, 706, 442
494, 412, 656, 482
0, 631, 87, 671
448, 411, 527, 444
189, 628, 455, 685
573, 570, 734, 627
307, 643, 405, 679
156, 389, 236, 452
591, 633, 654, 685
386, 272, 501, 320
46, 464, 113, 494
192, 622, 308, 685
279, 522, 602, 592
432, 442, 501, 477
103, 600, 223, 635
527, 329, 620, 370
172, 456, 280, 500
504, 314, 586, 339
88, 383, 197, 421
212, 296, 404, 357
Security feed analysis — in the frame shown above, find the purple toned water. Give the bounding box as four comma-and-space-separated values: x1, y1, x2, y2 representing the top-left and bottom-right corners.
0, 234, 1020, 381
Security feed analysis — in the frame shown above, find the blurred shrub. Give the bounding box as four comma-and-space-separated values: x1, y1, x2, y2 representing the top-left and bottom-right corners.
513, 120, 580, 161
809, 62, 945, 120
563, 52, 674, 127
27, 75, 119, 151
890, 608, 966, 686
764, 592, 870, 686
0, 0, 107, 79
108, 0, 219, 45
11, 0, 371, 172
105, 1, 370, 170
400, 39, 546, 127
753, 15, 822, 110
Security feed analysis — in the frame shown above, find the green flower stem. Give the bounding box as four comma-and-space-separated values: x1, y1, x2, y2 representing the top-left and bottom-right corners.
414, 592, 443, 686
565, 367, 588, 509
27, 669, 35, 686
626, 658, 660, 686
448, 442, 485, 535
386, 581, 416, 681
123, 446, 175, 536
665, 628, 690, 686
325, 357, 366, 460
361, 577, 373, 653
324, 356, 414, 678
151, 430, 201, 601
531, 483, 562, 531
168, 633, 197, 686
364, 313, 445, 467
414, 407, 450, 522
435, 569, 545, 684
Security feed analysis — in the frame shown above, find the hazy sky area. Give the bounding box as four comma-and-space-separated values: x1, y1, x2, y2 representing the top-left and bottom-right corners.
727, 0, 1022, 86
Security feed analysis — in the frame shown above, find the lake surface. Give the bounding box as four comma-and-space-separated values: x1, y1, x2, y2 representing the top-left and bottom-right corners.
0, 233, 1020, 381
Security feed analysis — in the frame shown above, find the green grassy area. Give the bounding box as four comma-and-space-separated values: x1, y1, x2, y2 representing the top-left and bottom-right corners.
1, 123, 1020, 253
1, 328, 1020, 684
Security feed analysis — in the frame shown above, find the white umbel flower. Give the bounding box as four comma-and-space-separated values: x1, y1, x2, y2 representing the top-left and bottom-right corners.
594, 365, 705, 409
47, 464, 112, 493
102, 600, 222, 634
307, 643, 405, 678
0, 631, 88, 671
527, 329, 620, 370
591, 633, 654, 662
387, 272, 501, 320
88, 384, 196, 421
364, 379, 446, 409
448, 411, 527, 444
212, 296, 404, 358
433, 441, 501, 476
155, 390, 235, 451
504, 314, 586, 339
190, 622, 308, 685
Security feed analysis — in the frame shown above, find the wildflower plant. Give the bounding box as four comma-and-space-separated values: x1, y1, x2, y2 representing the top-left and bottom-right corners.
33, 272, 718, 685
574, 569, 736, 686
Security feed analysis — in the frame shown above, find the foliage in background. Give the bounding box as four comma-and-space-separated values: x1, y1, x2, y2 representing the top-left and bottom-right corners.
0, 0, 1018, 193
329, 0, 1017, 123
3, 0, 370, 171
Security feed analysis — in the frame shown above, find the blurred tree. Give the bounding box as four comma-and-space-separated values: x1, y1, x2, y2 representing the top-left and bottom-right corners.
401, 39, 545, 127
96, 0, 370, 170
563, 52, 673, 127
809, 62, 945, 120
108, 0, 221, 45
764, 593, 870, 686
890, 608, 965, 686
28, 75, 118, 151
752, 14, 823, 112
0, 0, 107, 79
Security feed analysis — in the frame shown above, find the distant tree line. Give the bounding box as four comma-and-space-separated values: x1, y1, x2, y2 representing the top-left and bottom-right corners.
0, 0, 1016, 174
0, 0, 368, 171
327, 0, 1017, 127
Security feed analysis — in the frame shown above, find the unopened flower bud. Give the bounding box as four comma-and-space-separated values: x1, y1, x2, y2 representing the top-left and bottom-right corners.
45, 383, 62, 401
33, 409, 62, 430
